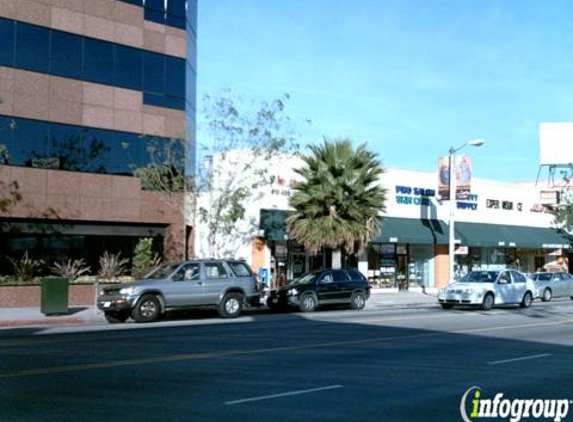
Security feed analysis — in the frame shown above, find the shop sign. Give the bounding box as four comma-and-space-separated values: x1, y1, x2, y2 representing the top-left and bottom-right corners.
543, 243, 571, 249
270, 175, 295, 197
457, 194, 479, 211
486, 199, 523, 212
395, 185, 435, 206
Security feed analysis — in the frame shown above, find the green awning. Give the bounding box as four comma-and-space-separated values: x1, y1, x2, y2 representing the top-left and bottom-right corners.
372, 217, 448, 244
259, 209, 571, 249
259, 209, 448, 244
455, 222, 571, 249
259, 209, 289, 241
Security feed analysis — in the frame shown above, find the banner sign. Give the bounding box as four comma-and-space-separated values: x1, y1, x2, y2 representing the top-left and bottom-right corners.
438, 154, 473, 200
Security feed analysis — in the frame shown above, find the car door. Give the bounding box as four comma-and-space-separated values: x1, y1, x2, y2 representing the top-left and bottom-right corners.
496, 271, 516, 304
562, 273, 573, 296
552, 273, 567, 297
331, 270, 351, 302
202, 261, 231, 305
510, 270, 528, 303
162, 262, 204, 307
316, 272, 339, 303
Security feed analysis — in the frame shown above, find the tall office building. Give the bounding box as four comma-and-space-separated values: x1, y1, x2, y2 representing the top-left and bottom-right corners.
0, 0, 197, 274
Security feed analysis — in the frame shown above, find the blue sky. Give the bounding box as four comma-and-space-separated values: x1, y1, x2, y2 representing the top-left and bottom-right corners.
197, 0, 573, 182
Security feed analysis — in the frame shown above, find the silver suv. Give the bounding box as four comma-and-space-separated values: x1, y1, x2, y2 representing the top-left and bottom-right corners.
97, 259, 260, 323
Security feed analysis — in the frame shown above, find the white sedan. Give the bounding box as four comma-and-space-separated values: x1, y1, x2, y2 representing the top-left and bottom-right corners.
437, 270, 536, 311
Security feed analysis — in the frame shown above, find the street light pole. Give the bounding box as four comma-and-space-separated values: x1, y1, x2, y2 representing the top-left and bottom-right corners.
448, 139, 485, 283
448, 147, 456, 283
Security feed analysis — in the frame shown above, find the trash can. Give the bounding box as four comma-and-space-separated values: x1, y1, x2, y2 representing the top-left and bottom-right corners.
41, 277, 69, 315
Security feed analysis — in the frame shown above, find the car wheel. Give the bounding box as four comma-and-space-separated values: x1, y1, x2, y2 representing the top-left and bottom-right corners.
218, 292, 243, 318
481, 293, 494, 311
440, 303, 453, 310
542, 288, 553, 302
350, 291, 366, 310
521, 291, 533, 308
131, 294, 161, 323
299, 293, 317, 312
104, 310, 130, 323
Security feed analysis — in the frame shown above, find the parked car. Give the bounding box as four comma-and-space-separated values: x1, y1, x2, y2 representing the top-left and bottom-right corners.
266, 269, 370, 312
97, 259, 260, 323
531, 272, 573, 302
437, 269, 536, 311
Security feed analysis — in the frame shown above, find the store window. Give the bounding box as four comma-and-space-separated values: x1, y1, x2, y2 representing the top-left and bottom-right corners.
409, 244, 434, 287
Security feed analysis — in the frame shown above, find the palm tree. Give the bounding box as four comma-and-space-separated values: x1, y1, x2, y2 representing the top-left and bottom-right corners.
286, 138, 387, 258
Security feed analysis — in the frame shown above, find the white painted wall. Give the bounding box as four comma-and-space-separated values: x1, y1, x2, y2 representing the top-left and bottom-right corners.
191, 153, 556, 267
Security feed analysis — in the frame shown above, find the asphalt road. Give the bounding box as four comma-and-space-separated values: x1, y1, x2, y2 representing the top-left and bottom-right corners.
2, 300, 573, 422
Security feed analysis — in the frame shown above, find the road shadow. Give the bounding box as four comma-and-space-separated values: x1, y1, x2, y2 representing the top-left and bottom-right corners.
1, 307, 573, 422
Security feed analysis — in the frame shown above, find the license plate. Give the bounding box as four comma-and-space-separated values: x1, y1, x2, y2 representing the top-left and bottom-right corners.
103, 301, 111, 308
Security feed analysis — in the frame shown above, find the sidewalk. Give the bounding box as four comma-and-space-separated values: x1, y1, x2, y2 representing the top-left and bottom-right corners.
368, 290, 437, 309
0, 291, 438, 329
0, 306, 106, 328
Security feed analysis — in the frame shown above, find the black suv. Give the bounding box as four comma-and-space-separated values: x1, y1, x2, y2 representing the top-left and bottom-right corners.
267, 269, 370, 312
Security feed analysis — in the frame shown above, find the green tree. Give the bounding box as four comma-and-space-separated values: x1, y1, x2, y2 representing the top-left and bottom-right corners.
553, 190, 573, 234
132, 237, 161, 277
197, 90, 302, 258
287, 138, 387, 259
133, 137, 185, 193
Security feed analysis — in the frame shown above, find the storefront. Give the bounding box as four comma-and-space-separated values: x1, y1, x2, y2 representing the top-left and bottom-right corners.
194, 152, 572, 289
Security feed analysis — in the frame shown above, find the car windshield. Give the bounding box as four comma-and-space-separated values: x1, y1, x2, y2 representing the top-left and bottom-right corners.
532, 273, 553, 281
460, 271, 500, 283
289, 272, 319, 286
143, 263, 181, 280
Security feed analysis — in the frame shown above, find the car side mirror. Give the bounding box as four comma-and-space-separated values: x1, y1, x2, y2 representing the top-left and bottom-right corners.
498, 279, 508, 285
172, 273, 184, 282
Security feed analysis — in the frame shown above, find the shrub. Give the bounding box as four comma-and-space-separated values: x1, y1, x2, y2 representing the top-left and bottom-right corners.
98, 251, 129, 280
7, 251, 44, 283
51, 258, 91, 282
132, 237, 162, 278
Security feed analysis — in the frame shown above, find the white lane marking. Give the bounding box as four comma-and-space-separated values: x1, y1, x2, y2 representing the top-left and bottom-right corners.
225, 384, 343, 405
487, 353, 551, 365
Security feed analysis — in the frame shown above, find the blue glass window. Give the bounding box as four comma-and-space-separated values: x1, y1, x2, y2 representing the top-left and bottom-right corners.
114, 44, 142, 90
11, 118, 50, 167
82, 128, 112, 173
111, 133, 142, 175
49, 123, 94, 172
145, 0, 165, 24
167, 0, 186, 29
50, 30, 82, 79
83, 38, 113, 85
116, 0, 142, 6
15, 22, 49, 73
187, 0, 198, 32
186, 64, 196, 109
143, 92, 166, 108
143, 51, 165, 94
1, 115, 180, 175
165, 56, 185, 98
0, 18, 15, 66
0, 116, 14, 165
